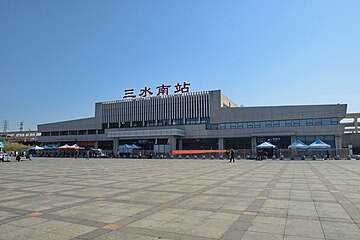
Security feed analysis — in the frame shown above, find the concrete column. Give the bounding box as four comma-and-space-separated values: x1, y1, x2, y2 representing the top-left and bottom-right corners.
355, 118, 359, 133
218, 138, 224, 150
178, 139, 183, 150
291, 135, 297, 156
113, 138, 119, 156
168, 137, 176, 151
251, 137, 257, 155
335, 135, 342, 155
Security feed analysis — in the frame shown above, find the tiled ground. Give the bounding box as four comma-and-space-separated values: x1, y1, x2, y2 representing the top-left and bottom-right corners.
1, 158, 360, 239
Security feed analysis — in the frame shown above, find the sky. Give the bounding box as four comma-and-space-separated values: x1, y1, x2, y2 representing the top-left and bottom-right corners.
0, 0, 359, 131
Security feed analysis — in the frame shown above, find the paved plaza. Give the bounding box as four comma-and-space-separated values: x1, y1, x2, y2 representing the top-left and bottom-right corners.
1, 158, 360, 239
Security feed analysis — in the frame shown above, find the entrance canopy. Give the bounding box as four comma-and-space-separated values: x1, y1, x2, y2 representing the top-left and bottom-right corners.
256, 142, 277, 149
118, 144, 141, 152
308, 139, 331, 149
288, 140, 308, 149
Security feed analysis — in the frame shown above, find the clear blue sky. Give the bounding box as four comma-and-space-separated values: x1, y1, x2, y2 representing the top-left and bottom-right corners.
1, 0, 359, 131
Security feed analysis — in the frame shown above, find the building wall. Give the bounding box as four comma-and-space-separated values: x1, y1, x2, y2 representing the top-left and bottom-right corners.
37, 90, 347, 152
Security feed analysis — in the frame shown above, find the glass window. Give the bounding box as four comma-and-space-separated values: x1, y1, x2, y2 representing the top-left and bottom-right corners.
211, 124, 219, 130
172, 119, 183, 125
280, 120, 286, 127
109, 122, 119, 128
254, 121, 265, 128
60, 131, 68, 136
230, 123, 237, 129
300, 120, 306, 126
78, 130, 87, 135
50, 131, 59, 136
225, 123, 231, 129
273, 121, 280, 127
97, 129, 104, 134
315, 118, 322, 126
331, 118, 338, 125
186, 118, 199, 124
87, 129, 96, 134
102, 123, 108, 129
306, 119, 313, 126
285, 120, 292, 127
237, 122, 243, 129
42, 132, 51, 136
322, 118, 331, 125
293, 120, 300, 126
266, 121, 272, 128
220, 124, 226, 129
200, 118, 210, 124
246, 122, 253, 128
146, 120, 156, 126
157, 120, 166, 126
132, 121, 143, 127
69, 130, 77, 135
120, 122, 130, 128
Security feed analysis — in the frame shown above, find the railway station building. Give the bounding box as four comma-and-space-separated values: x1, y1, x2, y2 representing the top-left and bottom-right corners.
37, 89, 348, 155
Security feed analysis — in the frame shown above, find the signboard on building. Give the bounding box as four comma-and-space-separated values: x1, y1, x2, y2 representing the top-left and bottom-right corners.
123, 82, 191, 99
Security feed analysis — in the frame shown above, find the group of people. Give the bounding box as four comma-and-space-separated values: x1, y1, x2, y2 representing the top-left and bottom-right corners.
256, 150, 268, 161
227, 149, 269, 162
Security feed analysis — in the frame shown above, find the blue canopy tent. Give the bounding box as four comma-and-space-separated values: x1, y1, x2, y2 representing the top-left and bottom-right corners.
118, 144, 141, 153
42, 145, 57, 150
130, 144, 141, 149
256, 142, 277, 159
309, 139, 331, 149
288, 140, 308, 149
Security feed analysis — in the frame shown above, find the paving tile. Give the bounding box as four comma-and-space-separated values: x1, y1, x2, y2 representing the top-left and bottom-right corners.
241, 231, 283, 240
285, 218, 325, 239
2, 158, 360, 239
321, 221, 360, 240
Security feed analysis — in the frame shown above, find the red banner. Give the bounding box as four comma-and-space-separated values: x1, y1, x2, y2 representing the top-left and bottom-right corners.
170, 150, 228, 155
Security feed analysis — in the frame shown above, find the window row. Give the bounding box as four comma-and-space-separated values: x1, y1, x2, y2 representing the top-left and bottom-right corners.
206, 118, 339, 130
104, 118, 210, 129
42, 129, 104, 136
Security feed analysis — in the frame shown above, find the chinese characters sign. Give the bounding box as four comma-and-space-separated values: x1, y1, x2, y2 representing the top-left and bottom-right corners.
123, 82, 190, 99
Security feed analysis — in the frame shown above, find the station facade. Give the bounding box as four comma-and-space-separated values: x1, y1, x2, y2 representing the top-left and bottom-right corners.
37, 90, 347, 154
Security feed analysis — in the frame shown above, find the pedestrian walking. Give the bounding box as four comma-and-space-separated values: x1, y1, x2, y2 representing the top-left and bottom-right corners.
229, 149, 235, 163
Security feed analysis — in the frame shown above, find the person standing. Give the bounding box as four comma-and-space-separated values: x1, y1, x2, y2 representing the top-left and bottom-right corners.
229, 149, 235, 163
